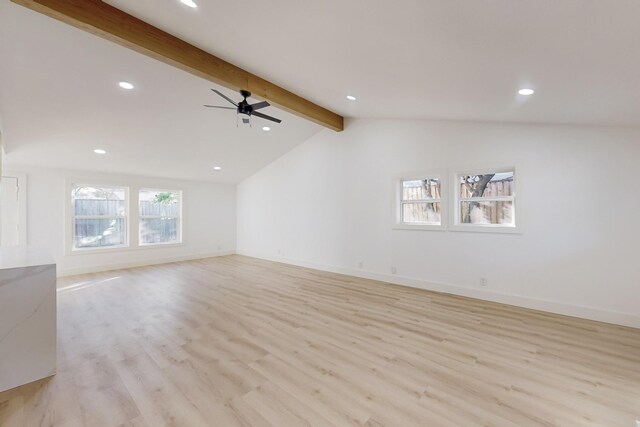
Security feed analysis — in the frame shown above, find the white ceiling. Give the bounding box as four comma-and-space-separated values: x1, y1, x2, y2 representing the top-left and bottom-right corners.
2, 0, 640, 182
104, 0, 640, 126
0, 2, 322, 183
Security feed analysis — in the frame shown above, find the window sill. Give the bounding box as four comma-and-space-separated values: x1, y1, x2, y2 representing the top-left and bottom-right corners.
139, 241, 184, 249
66, 241, 185, 256
449, 224, 522, 235
67, 245, 131, 256
392, 224, 446, 232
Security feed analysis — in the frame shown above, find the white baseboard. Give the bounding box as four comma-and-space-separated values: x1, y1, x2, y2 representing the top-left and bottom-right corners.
57, 250, 235, 277
236, 250, 640, 329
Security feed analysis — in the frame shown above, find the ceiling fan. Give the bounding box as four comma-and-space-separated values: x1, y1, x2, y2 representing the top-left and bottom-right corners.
205, 89, 282, 125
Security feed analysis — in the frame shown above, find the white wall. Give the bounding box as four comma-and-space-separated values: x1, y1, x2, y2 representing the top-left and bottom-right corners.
7, 165, 236, 276
238, 118, 640, 327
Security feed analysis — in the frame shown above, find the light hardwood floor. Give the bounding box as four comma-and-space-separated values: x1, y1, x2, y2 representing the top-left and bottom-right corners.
0, 255, 639, 426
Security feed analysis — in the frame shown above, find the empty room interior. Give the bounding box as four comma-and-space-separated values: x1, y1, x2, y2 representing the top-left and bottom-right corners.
1, 0, 639, 426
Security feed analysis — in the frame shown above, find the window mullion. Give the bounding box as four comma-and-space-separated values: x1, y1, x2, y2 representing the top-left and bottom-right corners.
73, 215, 125, 220
458, 196, 514, 202
401, 199, 441, 204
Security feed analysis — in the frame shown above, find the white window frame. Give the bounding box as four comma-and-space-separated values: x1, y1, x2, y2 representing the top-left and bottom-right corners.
138, 188, 183, 247
393, 172, 447, 231
67, 182, 130, 253
450, 165, 520, 234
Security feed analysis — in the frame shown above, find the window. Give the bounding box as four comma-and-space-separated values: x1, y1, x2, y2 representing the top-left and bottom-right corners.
398, 177, 442, 227
71, 185, 128, 250
455, 170, 515, 228
139, 189, 182, 245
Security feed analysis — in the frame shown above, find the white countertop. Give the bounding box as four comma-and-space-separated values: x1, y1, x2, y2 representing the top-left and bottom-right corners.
0, 247, 54, 270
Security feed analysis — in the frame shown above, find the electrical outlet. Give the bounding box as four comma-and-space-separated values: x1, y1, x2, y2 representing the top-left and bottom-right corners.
277, 249, 281, 255
480, 277, 488, 287
391, 266, 397, 274
217, 245, 221, 250
358, 261, 363, 269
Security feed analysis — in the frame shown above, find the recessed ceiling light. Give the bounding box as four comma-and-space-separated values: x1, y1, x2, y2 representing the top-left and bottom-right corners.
346, 95, 357, 101
262, 126, 271, 131
118, 81, 134, 90
213, 166, 222, 171
180, 0, 198, 8
518, 88, 535, 96
94, 149, 107, 154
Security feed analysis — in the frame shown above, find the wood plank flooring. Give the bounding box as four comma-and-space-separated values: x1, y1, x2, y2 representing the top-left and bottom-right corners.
0, 255, 639, 426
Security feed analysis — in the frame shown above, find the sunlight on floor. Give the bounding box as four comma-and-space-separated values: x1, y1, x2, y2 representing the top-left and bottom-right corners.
57, 276, 121, 294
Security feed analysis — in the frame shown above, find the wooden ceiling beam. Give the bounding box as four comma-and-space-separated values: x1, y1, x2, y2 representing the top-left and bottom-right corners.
11, 0, 344, 131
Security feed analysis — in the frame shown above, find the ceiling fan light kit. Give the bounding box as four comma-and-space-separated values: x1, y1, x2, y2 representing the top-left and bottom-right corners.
205, 89, 282, 128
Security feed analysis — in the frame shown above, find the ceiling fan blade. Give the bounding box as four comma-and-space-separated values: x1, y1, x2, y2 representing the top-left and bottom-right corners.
204, 105, 236, 110
252, 111, 282, 123
249, 101, 270, 111
211, 89, 237, 106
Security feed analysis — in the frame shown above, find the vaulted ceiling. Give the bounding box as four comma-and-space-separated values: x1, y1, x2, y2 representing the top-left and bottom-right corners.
2, 0, 640, 182
0, 1, 322, 183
